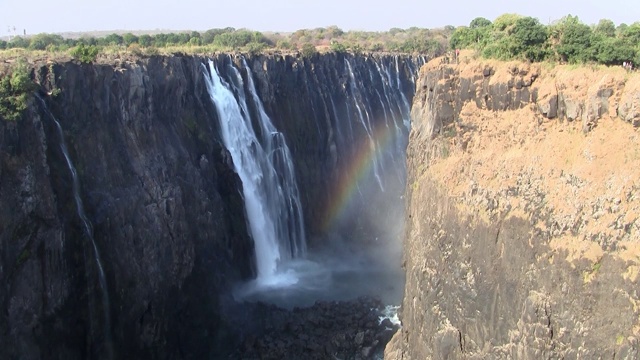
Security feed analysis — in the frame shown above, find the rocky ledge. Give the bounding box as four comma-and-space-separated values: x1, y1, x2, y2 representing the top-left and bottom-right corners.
234, 296, 398, 360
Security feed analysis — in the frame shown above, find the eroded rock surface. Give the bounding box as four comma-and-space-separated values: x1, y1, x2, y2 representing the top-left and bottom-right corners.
387, 59, 640, 359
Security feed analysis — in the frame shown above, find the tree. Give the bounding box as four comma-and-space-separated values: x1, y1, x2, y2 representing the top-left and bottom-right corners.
28, 33, 64, 50
138, 34, 153, 47
553, 16, 593, 63
592, 37, 635, 65
450, 27, 476, 49
470, 17, 492, 29
594, 19, 616, 37
620, 22, 640, 43
103, 33, 123, 46
617, 23, 629, 37
327, 25, 344, 38
78, 36, 97, 46
7, 36, 29, 49
493, 13, 522, 32
122, 33, 138, 46
512, 17, 549, 61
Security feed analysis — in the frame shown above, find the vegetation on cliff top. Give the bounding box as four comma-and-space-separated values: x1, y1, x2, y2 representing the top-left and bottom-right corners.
0, 60, 36, 121
0, 26, 450, 62
1, 14, 637, 66
451, 14, 640, 65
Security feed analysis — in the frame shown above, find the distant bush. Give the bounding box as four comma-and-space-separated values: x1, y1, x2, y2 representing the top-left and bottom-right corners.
0, 61, 36, 121
301, 43, 317, 58
330, 41, 347, 53
245, 41, 265, 55
127, 43, 143, 56
70, 44, 100, 63
28, 33, 64, 50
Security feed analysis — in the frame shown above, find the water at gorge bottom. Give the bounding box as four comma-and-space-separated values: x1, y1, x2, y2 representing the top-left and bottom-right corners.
232, 235, 404, 311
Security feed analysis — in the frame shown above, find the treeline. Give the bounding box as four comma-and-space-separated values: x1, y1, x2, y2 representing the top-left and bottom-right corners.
450, 14, 640, 65
0, 26, 451, 59
0, 29, 269, 52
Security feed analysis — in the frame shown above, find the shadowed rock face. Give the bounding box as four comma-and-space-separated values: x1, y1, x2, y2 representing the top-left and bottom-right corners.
0, 53, 417, 359
387, 59, 640, 360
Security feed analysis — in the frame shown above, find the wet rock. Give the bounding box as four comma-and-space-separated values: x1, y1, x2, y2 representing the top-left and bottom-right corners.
233, 296, 400, 359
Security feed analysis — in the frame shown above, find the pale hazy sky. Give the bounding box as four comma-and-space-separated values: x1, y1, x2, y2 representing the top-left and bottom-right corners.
1, 0, 639, 35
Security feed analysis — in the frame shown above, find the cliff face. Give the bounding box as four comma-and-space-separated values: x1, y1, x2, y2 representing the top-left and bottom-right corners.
0, 53, 417, 359
1, 56, 253, 359
388, 59, 640, 359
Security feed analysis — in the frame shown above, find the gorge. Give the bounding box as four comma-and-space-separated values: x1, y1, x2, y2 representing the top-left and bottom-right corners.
3, 49, 640, 360
0, 53, 419, 359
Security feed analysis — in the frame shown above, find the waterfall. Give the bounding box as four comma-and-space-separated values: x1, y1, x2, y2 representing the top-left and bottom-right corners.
345, 58, 385, 190
36, 96, 113, 359
202, 59, 306, 284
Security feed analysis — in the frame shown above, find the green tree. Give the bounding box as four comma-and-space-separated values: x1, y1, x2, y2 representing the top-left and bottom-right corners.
28, 33, 64, 50
122, 33, 139, 46
594, 19, 616, 37
620, 22, 640, 43
493, 13, 522, 32
78, 36, 97, 46
592, 37, 635, 65
103, 33, 123, 46
617, 23, 629, 37
327, 25, 344, 38
450, 27, 476, 49
470, 17, 492, 29
7, 36, 30, 49
138, 34, 153, 47
511, 16, 549, 61
553, 16, 593, 63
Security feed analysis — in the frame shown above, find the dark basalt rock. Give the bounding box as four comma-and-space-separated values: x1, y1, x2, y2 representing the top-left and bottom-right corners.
233, 296, 399, 360
0, 53, 417, 359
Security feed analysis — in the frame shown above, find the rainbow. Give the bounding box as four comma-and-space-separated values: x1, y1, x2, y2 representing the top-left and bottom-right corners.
319, 122, 399, 231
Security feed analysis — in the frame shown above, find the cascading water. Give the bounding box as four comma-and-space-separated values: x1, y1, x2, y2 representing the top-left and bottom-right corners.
202, 55, 416, 309
202, 59, 306, 285
345, 58, 385, 190
36, 96, 113, 359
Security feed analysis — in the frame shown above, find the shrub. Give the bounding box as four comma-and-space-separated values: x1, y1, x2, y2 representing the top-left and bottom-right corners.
127, 43, 143, 56
245, 41, 265, 55
0, 61, 36, 121
301, 43, 317, 58
70, 44, 100, 63
330, 41, 347, 53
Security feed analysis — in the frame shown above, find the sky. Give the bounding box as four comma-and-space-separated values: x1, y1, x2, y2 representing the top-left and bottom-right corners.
1, 0, 639, 36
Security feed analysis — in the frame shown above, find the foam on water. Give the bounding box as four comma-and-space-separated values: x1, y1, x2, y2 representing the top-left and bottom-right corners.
379, 305, 401, 327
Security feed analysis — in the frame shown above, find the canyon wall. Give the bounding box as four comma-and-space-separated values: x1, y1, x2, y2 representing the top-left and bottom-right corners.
0, 53, 417, 359
387, 58, 640, 359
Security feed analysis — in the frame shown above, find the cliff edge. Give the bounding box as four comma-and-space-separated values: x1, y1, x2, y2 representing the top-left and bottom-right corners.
387, 58, 640, 359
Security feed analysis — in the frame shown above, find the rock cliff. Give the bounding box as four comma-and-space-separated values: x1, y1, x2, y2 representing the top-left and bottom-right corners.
0, 53, 417, 359
388, 58, 640, 359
